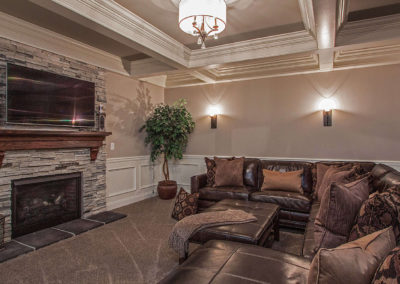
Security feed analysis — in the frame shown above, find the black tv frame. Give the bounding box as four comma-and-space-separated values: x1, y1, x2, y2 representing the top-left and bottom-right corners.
5, 63, 96, 128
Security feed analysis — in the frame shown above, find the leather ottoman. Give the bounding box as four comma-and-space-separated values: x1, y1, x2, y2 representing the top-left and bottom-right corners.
190, 199, 280, 246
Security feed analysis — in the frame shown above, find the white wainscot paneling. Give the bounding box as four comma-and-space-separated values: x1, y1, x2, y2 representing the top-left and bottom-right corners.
106, 155, 400, 208
170, 157, 205, 191
106, 156, 158, 210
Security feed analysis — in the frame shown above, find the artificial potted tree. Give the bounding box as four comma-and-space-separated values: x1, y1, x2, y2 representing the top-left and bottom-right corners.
140, 99, 195, 199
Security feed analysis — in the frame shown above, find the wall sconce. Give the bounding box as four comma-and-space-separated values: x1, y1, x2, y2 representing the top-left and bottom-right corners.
319, 98, 336, 127
207, 105, 221, 129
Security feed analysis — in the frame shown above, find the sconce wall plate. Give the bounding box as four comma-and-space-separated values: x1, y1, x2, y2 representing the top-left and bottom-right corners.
211, 115, 217, 129
323, 110, 332, 127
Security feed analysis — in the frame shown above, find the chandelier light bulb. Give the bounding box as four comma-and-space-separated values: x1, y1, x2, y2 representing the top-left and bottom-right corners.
197, 37, 202, 45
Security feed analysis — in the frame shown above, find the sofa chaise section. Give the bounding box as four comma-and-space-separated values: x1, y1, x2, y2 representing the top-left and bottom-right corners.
159, 240, 310, 284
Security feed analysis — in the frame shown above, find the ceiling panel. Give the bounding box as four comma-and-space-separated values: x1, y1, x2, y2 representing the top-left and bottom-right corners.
114, 0, 303, 48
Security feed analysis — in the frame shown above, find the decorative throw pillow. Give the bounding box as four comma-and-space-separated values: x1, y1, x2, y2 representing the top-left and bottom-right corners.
261, 169, 304, 194
171, 188, 199, 221
313, 163, 352, 193
205, 157, 234, 186
314, 177, 370, 250
349, 187, 400, 242
214, 157, 244, 187
316, 165, 355, 201
373, 246, 400, 284
308, 227, 396, 284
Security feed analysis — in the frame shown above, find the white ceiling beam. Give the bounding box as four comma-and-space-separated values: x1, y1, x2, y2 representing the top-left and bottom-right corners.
313, 0, 349, 71
29, 0, 190, 69
130, 58, 176, 77
188, 70, 217, 84
298, 0, 316, 37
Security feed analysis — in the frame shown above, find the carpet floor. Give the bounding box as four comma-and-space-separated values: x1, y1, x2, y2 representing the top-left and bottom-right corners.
0, 197, 304, 284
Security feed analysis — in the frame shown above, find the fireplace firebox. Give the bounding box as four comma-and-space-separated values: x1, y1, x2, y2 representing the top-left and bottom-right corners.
11, 173, 82, 238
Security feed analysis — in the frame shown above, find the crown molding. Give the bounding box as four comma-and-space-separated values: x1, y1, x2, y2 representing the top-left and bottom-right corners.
337, 14, 400, 46
207, 53, 318, 79
189, 30, 317, 68
334, 43, 400, 69
0, 11, 129, 75
166, 53, 319, 88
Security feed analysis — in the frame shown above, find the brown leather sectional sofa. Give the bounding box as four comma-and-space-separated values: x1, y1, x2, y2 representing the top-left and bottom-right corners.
160, 160, 400, 283
192, 159, 377, 229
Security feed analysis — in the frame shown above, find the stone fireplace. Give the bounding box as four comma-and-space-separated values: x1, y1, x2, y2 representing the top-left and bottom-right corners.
12, 172, 82, 238
0, 37, 110, 241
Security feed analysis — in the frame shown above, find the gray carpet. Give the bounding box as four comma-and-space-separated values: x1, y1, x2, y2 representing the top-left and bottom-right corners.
0, 197, 304, 283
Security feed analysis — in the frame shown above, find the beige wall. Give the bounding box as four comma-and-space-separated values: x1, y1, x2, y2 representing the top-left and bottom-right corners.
105, 72, 164, 158
165, 64, 400, 161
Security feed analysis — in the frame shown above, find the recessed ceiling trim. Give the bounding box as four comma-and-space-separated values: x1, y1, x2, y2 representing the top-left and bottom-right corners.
337, 14, 400, 46
189, 30, 317, 68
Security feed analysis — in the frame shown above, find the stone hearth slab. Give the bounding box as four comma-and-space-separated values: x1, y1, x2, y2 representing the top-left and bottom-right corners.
87, 211, 127, 224
54, 219, 102, 235
0, 241, 34, 263
14, 228, 73, 249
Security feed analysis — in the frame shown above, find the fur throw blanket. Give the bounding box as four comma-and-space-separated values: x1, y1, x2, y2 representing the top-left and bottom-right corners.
169, 209, 257, 259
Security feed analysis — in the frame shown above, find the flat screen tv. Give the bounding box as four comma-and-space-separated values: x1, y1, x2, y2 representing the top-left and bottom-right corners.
6, 63, 95, 127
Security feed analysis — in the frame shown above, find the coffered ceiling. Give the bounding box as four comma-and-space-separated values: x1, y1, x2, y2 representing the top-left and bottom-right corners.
0, 0, 399, 88
114, 0, 304, 48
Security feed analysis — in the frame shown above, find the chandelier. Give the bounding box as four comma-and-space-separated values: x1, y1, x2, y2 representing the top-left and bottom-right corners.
179, 0, 227, 49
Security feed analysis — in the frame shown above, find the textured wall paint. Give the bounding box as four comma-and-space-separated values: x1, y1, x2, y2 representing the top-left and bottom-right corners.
165, 64, 400, 161
105, 72, 164, 158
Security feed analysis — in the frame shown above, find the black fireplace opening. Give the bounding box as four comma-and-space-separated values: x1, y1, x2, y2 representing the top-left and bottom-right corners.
11, 172, 82, 238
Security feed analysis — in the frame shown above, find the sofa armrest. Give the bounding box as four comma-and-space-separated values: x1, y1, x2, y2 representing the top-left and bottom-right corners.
191, 174, 207, 194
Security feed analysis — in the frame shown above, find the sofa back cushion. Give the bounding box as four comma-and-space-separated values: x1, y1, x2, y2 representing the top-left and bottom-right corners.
314, 178, 370, 250
315, 165, 354, 201
258, 161, 313, 195
261, 169, 304, 194
214, 157, 244, 187
312, 161, 375, 192
243, 158, 260, 188
308, 227, 396, 284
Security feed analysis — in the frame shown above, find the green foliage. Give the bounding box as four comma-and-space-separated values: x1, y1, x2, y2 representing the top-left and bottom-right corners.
140, 99, 195, 180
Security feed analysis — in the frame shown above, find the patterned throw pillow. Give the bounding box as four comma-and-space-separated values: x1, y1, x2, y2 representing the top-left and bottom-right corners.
205, 157, 235, 187
373, 246, 400, 284
205, 157, 217, 186
171, 188, 199, 221
349, 188, 400, 242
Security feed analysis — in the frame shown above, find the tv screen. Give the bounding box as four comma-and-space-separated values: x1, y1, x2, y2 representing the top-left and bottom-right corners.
7, 63, 95, 127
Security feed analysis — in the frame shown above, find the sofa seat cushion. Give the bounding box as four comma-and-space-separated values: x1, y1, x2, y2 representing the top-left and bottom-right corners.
160, 240, 310, 284
249, 190, 311, 213
199, 186, 250, 201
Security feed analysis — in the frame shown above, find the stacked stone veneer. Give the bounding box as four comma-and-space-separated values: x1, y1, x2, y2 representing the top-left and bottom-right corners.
0, 37, 107, 241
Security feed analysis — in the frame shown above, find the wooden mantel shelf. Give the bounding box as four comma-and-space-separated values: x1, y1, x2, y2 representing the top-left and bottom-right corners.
0, 130, 112, 166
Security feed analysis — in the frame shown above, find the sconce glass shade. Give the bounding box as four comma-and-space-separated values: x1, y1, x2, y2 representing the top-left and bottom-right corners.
319, 98, 337, 111
179, 0, 227, 37
207, 105, 221, 116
